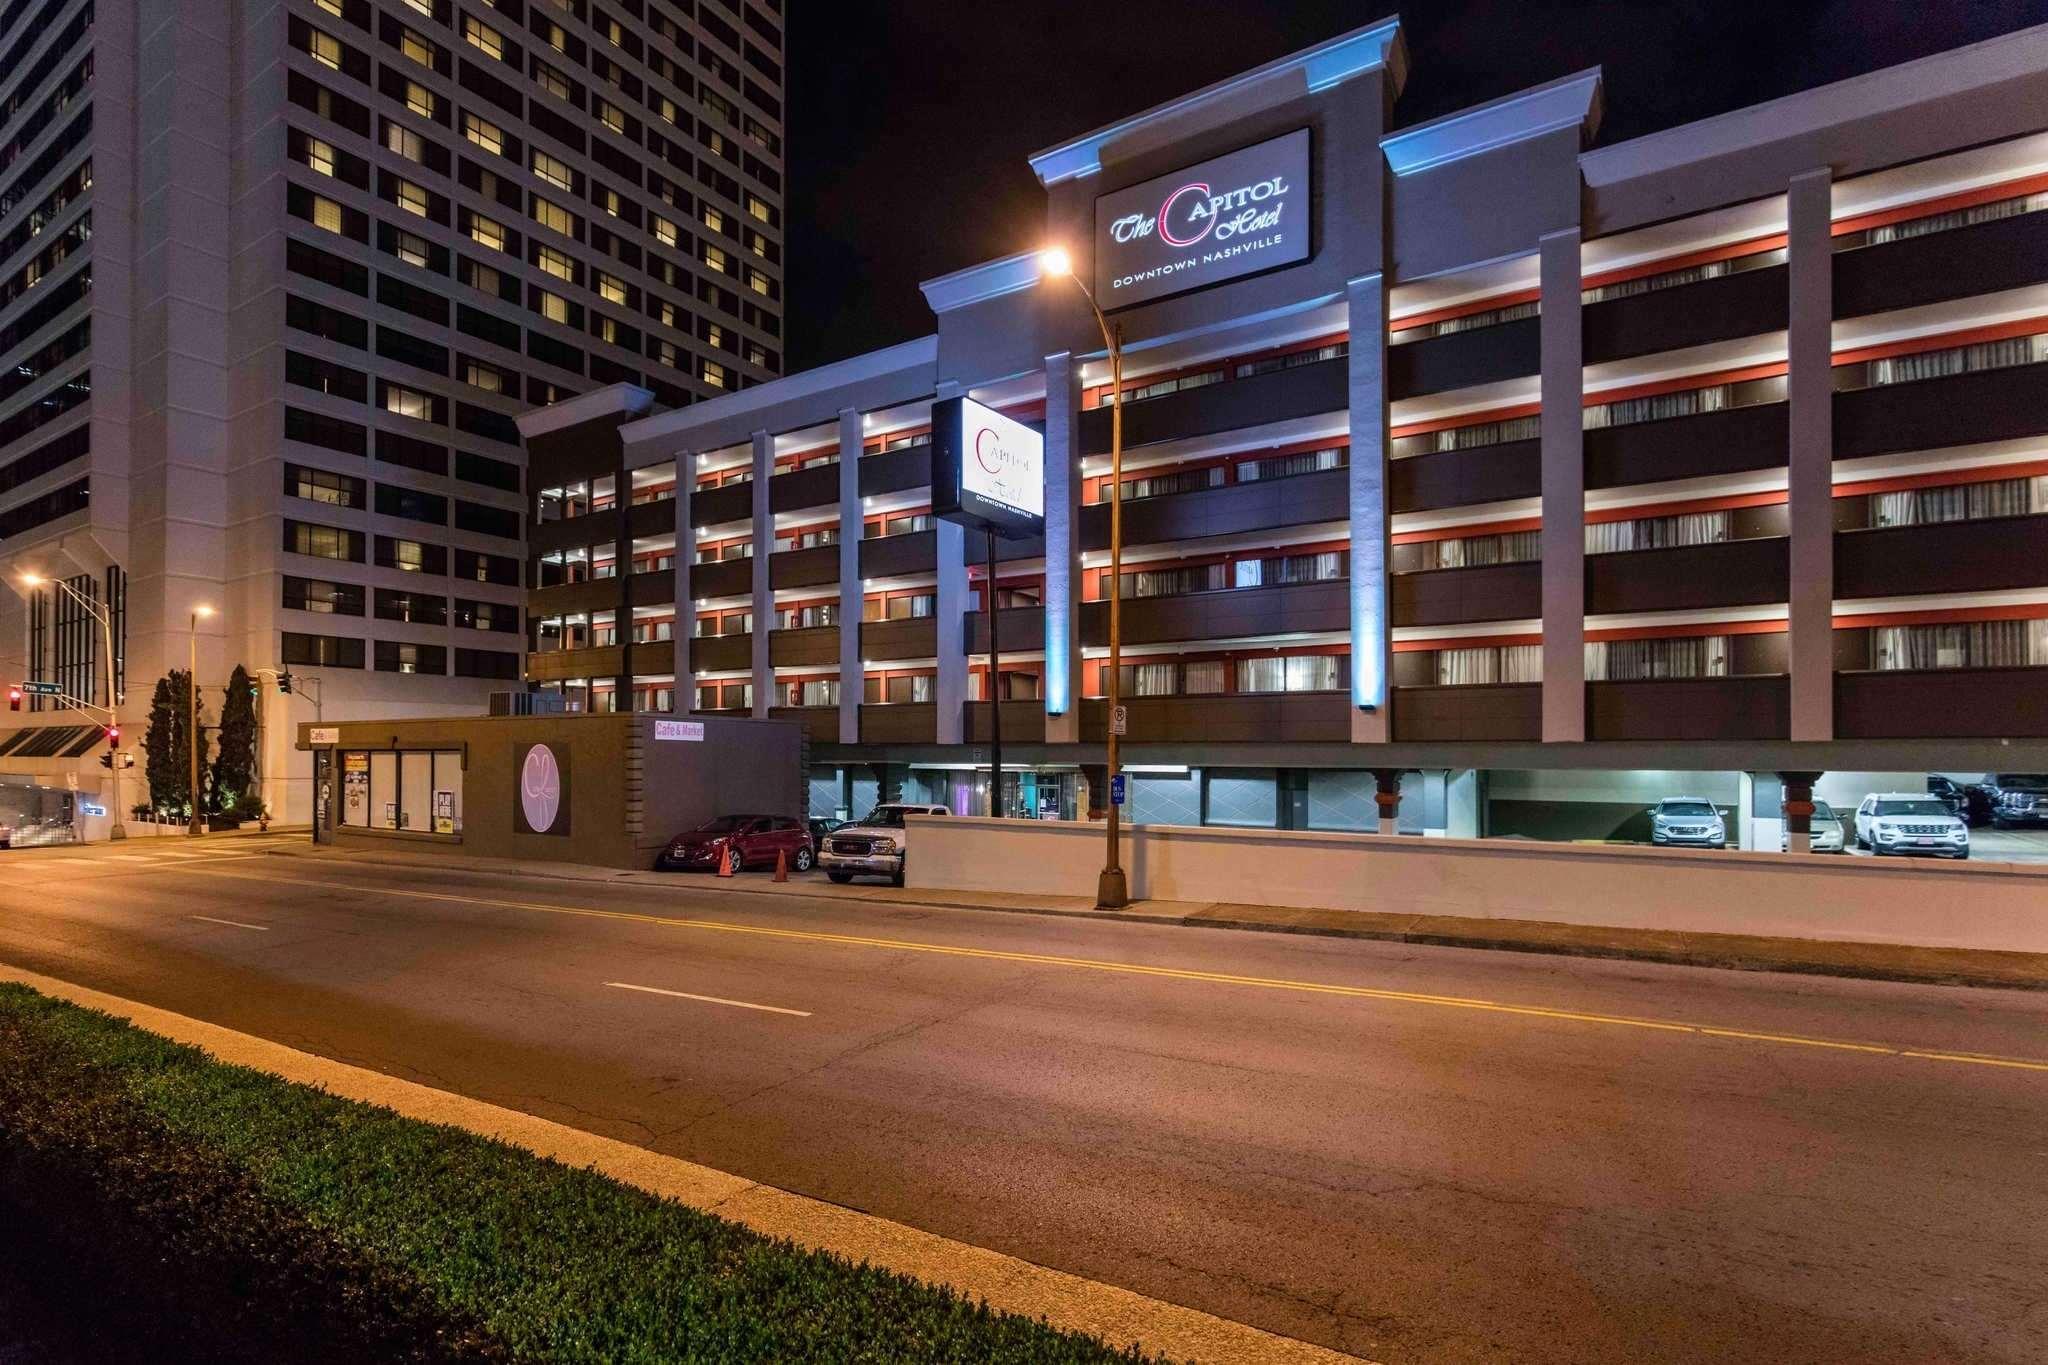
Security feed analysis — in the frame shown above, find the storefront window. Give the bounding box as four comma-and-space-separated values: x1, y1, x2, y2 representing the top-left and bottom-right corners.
337, 750, 463, 834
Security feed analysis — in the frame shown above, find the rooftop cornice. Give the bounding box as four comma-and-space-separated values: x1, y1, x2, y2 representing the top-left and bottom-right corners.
1381, 67, 1604, 176
919, 252, 1041, 315
619, 336, 938, 447
514, 383, 655, 440
1027, 16, 1406, 186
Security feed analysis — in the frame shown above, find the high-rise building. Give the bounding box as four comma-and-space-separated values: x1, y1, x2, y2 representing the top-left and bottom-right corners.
0, 0, 785, 828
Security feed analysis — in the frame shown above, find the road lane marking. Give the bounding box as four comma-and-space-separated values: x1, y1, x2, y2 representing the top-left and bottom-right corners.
137, 866, 2048, 1075
605, 981, 811, 1017
189, 915, 271, 932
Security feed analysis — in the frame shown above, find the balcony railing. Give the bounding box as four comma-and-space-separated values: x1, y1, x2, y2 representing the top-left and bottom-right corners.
1584, 537, 1787, 615
1391, 683, 1541, 742
1836, 666, 2048, 738
1836, 514, 2048, 599
1586, 675, 1788, 741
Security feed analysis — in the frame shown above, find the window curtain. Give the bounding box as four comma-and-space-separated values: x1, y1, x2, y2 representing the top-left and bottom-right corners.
1869, 334, 2048, 387
1584, 511, 1729, 554
1867, 193, 2048, 244
1873, 477, 2045, 527
1182, 660, 1225, 694
1586, 635, 1728, 681
1435, 645, 1541, 685
1873, 621, 2046, 670
1236, 655, 1342, 693
1429, 532, 1540, 569
1584, 384, 1729, 430
1431, 415, 1541, 453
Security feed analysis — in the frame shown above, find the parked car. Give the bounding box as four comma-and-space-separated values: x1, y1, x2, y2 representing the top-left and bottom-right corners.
1852, 794, 1970, 858
818, 803, 948, 885
1781, 800, 1845, 853
1988, 773, 2048, 829
1648, 797, 1726, 849
1927, 774, 1999, 827
655, 814, 813, 873
807, 817, 847, 845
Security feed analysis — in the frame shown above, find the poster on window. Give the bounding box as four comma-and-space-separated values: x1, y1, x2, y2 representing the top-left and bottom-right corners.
433, 790, 457, 835
512, 742, 571, 836
342, 752, 369, 826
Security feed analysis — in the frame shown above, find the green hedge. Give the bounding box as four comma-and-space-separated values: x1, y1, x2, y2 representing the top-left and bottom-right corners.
0, 984, 1173, 1364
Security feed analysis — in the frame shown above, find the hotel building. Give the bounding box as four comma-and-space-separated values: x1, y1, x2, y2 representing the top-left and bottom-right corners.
520, 20, 2048, 846
0, 0, 784, 828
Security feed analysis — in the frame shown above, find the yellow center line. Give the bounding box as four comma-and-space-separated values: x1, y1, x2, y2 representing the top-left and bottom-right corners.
154, 865, 2048, 1074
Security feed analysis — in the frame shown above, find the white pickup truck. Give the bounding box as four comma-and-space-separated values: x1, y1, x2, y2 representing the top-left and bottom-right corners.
818, 803, 947, 885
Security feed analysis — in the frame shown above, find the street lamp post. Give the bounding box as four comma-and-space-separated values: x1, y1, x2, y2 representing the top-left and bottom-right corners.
189, 605, 213, 837
20, 572, 125, 840
1039, 248, 1128, 910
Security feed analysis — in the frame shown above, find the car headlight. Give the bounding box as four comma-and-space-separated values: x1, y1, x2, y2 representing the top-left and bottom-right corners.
870, 837, 896, 853
1875, 826, 1897, 841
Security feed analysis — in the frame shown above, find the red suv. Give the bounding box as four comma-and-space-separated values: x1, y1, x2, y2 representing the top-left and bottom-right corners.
656, 814, 814, 873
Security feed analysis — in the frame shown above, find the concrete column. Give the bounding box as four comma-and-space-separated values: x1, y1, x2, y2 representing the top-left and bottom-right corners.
1539, 228, 1586, 742
1080, 762, 1107, 820
1371, 767, 1404, 836
932, 386, 967, 744
1042, 352, 1084, 745
1445, 768, 1481, 839
1787, 169, 1835, 741
749, 430, 773, 717
671, 449, 693, 707
1779, 769, 1823, 855
1348, 273, 1392, 744
836, 409, 863, 744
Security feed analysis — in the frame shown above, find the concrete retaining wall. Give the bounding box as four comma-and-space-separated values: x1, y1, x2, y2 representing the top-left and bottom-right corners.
905, 817, 2048, 953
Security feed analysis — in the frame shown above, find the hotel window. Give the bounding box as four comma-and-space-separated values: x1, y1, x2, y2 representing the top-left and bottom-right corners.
1236, 655, 1343, 694
1424, 530, 1540, 569
387, 539, 430, 573
1585, 636, 1728, 681
304, 136, 338, 177
463, 360, 508, 393
284, 577, 363, 616
703, 243, 729, 272
1235, 342, 1351, 377
594, 315, 619, 345
535, 60, 571, 100
532, 197, 577, 237
1582, 251, 1785, 306
287, 464, 364, 508
315, 0, 343, 14
703, 205, 728, 234
746, 268, 772, 296
286, 521, 361, 561
652, 215, 678, 247
745, 341, 772, 368
403, 81, 436, 119
1585, 512, 1728, 555
1837, 333, 2048, 391
1237, 445, 1346, 483
1119, 465, 1224, 501
596, 272, 626, 305
702, 360, 728, 389
385, 384, 433, 420
880, 592, 935, 621
375, 641, 445, 675
788, 679, 841, 707
1838, 189, 2048, 249
1583, 375, 1783, 429
597, 187, 621, 218
536, 245, 574, 281
385, 122, 425, 162
283, 633, 366, 670
1390, 414, 1541, 458
463, 16, 504, 58
393, 179, 429, 218
1391, 305, 1538, 345
656, 96, 679, 126
400, 0, 430, 16
462, 113, 504, 155
532, 150, 573, 190
310, 194, 345, 234
652, 340, 681, 369
541, 21, 567, 52
393, 230, 430, 268
306, 28, 342, 68
1869, 475, 2048, 527
466, 213, 508, 252
596, 99, 625, 134
1872, 619, 2048, 670
745, 195, 773, 224
399, 28, 437, 67
464, 260, 503, 296
537, 290, 569, 323
1435, 645, 1542, 686
782, 602, 837, 629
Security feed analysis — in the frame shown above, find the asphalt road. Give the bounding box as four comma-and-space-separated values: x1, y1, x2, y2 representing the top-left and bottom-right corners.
1, 839, 2043, 1364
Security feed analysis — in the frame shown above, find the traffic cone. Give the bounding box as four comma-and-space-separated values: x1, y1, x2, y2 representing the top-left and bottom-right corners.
773, 848, 788, 882
718, 845, 735, 877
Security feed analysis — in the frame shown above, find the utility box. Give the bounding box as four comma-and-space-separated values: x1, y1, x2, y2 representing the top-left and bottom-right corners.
295, 711, 802, 868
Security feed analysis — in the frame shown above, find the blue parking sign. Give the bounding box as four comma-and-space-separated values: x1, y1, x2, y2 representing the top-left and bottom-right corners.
1110, 774, 1127, 806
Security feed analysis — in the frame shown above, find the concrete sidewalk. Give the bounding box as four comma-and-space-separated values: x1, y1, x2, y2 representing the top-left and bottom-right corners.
259, 843, 2048, 992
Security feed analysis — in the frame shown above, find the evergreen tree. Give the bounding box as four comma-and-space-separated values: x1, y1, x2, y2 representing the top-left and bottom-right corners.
213, 665, 258, 812
141, 670, 208, 815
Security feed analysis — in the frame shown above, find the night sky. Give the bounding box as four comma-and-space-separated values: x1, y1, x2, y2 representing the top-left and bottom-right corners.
782, 0, 2048, 370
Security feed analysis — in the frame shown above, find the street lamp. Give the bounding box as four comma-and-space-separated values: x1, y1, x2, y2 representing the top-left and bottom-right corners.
189, 605, 214, 837
1040, 246, 1129, 910
20, 571, 126, 841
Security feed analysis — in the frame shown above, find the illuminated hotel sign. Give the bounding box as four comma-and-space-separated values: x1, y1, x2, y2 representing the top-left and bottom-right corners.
931, 396, 1045, 539
1093, 129, 1312, 309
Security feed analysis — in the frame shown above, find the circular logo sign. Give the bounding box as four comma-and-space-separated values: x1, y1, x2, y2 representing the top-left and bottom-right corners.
519, 743, 561, 832
1157, 180, 1214, 248
974, 425, 1003, 475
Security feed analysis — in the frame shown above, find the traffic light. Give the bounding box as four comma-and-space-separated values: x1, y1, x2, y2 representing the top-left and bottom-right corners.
105, 725, 119, 746
99, 752, 111, 770
7, 686, 18, 711
277, 671, 294, 695
249, 678, 261, 699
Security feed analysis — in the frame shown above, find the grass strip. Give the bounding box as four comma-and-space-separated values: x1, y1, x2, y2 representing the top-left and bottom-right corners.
0, 983, 1175, 1364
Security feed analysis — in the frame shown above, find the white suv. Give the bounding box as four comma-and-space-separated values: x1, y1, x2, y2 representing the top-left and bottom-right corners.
819, 803, 947, 885
1853, 793, 1970, 859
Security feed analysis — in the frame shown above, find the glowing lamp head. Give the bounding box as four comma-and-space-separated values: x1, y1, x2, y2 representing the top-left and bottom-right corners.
1038, 247, 1073, 279
18, 572, 43, 587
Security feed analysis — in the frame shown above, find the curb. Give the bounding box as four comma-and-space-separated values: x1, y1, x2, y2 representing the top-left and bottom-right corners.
261, 845, 2048, 993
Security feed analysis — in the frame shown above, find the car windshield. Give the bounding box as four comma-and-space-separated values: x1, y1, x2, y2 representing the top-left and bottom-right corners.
1659, 801, 1716, 817
1995, 774, 2048, 791
1811, 802, 1836, 820
858, 807, 912, 828
695, 815, 750, 833
1876, 800, 1949, 818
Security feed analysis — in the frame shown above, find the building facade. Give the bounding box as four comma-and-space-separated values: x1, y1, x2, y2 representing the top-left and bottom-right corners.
0, 0, 784, 830
520, 20, 2048, 846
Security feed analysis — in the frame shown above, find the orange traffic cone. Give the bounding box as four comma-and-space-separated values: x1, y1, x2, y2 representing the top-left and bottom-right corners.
773, 848, 788, 882
718, 845, 736, 877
